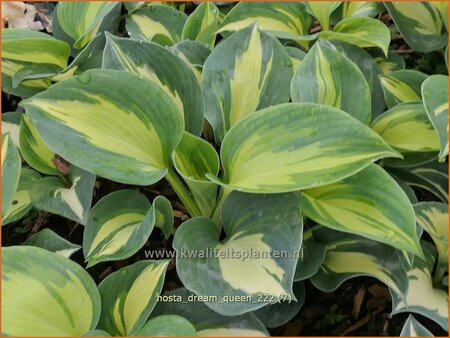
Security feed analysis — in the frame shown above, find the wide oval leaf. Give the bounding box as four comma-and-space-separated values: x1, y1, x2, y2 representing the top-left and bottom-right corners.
218, 2, 312, 38
2, 28, 70, 97
174, 191, 303, 315
97, 260, 170, 335
319, 16, 391, 55
310, 227, 410, 297
20, 69, 184, 185
422, 75, 449, 162
371, 102, 440, 153
202, 24, 293, 143
380, 70, 428, 109
55, 1, 121, 49
83, 190, 172, 267
126, 6, 187, 45
291, 40, 371, 124
300, 164, 423, 256
209, 102, 400, 193
385, 2, 448, 53
2, 246, 101, 336
103, 33, 204, 135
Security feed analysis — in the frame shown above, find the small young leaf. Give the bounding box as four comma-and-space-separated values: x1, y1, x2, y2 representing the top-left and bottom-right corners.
30, 166, 95, 225
1, 133, 21, 221
24, 228, 81, 258
83, 190, 172, 267
97, 260, 170, 335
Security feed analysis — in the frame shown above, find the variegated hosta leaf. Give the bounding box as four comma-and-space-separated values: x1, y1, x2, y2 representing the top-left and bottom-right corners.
97, 260, 170, 336
301, 164, 423, 256
400, 315, 434, 337
20, 114, 58, 175
169, 41, 211, 82
55, 1, 121, 49
152, 287, 270, 336
182, 2, 219, 48
2, 28, 70, 97
305, 1, 341, 31
1, 133, 21, 221
20, 69, 184, 185
136, 315, 197, 336
389, 248, 448, 331
414, 202, 448, 268
83, 190, 172, 267
322, 40, 385, 118
373, 51, 406, 75
173, 132, 219, 217
372, 102, 440, 153
202, 24, 293, 143
174, 191, 303, 315
126, 6, 187, 45
218, 2, 312, 39
294, 229, 326, 282
291, 40, 371, 124
387, 161, 448, 203
319, 16, 391, 56
340, 1, 382, 19
103, 34, 204, 135
254, 282, 305, 328
30, 166, 95, 225
379, 70, 428, 109
2, 168, 40, 226
24, 228, 81, 258
310, 227, 409, 298
385, 2, 448, 53
422, 75, 449, 162
209, 102, 400, 193
2, 246, 101, 336
1, 112, 21, 148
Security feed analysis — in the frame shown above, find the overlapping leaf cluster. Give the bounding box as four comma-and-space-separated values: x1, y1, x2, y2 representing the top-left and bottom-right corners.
1, 2, 449, 336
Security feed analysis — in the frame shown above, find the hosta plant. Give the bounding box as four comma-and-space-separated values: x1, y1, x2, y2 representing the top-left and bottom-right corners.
1, 1, 449, 336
